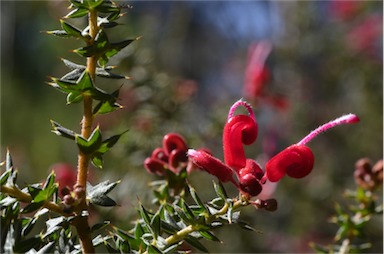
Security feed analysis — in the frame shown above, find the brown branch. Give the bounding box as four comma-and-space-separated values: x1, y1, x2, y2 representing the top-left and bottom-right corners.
72, 9, 100, 254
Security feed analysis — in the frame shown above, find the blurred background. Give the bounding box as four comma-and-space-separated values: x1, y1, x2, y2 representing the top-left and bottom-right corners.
1, 0, 382, 252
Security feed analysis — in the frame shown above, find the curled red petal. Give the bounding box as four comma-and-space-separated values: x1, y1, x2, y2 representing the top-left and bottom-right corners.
168, 149, 188, 173
188, 149, 234, 182
223, 115, 258, 172
266, 145, 314, 182
152, 148, 169, 163
163, 133, 188, 155
144, 157, 166, 176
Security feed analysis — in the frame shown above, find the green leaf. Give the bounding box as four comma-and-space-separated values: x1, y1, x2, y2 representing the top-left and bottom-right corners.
146, 244, 162, 254
185, 236, 209, 253
134, 222, 145, 239
21, 217, 38, 237
45, 29, 71, 38
115, 238, 130, 253
67, 91, 83, 104
61, 58, 127, 80
213, 181, 228, 200
50, 120, 76, 140
104, 241, 119, 253
65, 7, 89, 19
43, 217, 67, 238
139, 204, 152, 229
96, 0, 120, 12
69, 0, 85, 8
181, 200, 195, 220
0, 169, 10, 186
13, 236, 41, 253
6, 149, 13, 171
92, 88, 122, 115
60, 19, 84, 39
75, 127, 103, 154
93, 100, 122, 115
43, 171, 56, 190
189, 186, 207, 211
237, 220, 257, 232
50, 70, 109, 105
87, 181, 119, 207
91, 154, 103, 169
175, 206, 192, 224
21, 201, 45, 214
86, 0, 105, 9
74, 30, 137, 67
150, 211, 161, 238
199, 230, 221, 242
96, 130, 128, 154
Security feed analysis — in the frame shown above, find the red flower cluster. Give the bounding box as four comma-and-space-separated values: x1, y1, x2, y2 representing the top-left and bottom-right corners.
188, 99, 359, 198
144, 133, 189, 175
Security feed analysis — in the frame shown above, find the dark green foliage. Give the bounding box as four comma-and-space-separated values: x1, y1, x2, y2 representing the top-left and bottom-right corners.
86, 180, 119, 206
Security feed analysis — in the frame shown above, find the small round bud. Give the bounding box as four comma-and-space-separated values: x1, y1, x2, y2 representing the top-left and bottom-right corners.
63, 194, 74, 206
74, 185, 86, 199
263, 199, 278, 212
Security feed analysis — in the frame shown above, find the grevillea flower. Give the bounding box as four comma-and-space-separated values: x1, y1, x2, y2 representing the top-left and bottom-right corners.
144, 133, 188, 175
243, 41, 289, 110
189, 99, 264, 197
266, 114, 360, 182
188, 99, 359, 199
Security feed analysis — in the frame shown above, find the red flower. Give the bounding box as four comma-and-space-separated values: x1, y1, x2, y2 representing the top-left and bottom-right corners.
266, 114, 359, 182
188, 99, 359, 198
144, 133, 188, 175
266, 145, 314, 182
243, 41, 289, 111
189, 100, 264, 197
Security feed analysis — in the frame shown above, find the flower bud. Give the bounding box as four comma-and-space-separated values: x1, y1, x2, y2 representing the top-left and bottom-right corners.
263, 199, 278, 211
63, 194, 75, 206
163, 133, 188, 155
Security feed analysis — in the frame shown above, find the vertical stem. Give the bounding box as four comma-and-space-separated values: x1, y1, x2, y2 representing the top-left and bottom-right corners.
73, 9, 99, 254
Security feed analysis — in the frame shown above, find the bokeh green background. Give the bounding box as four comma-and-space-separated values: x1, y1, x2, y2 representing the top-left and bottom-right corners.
1, 1, 382, 252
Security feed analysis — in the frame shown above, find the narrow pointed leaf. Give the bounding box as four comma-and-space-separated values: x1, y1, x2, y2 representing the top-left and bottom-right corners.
213, 181, 228, 200
65, 8, 89, 19
21, 201, 45, 214
139, 204, 152, 228
91, 154, 103, 169
189, 186, 207, 211
150, 211, 161, 238
43, 171, 56, 190
6, 149, 13, 171
185, 236, 209, 253
0, 169, 10, 185
50, 120, 76, 140
60, 20, 83, 38
199, 230, 220, 242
